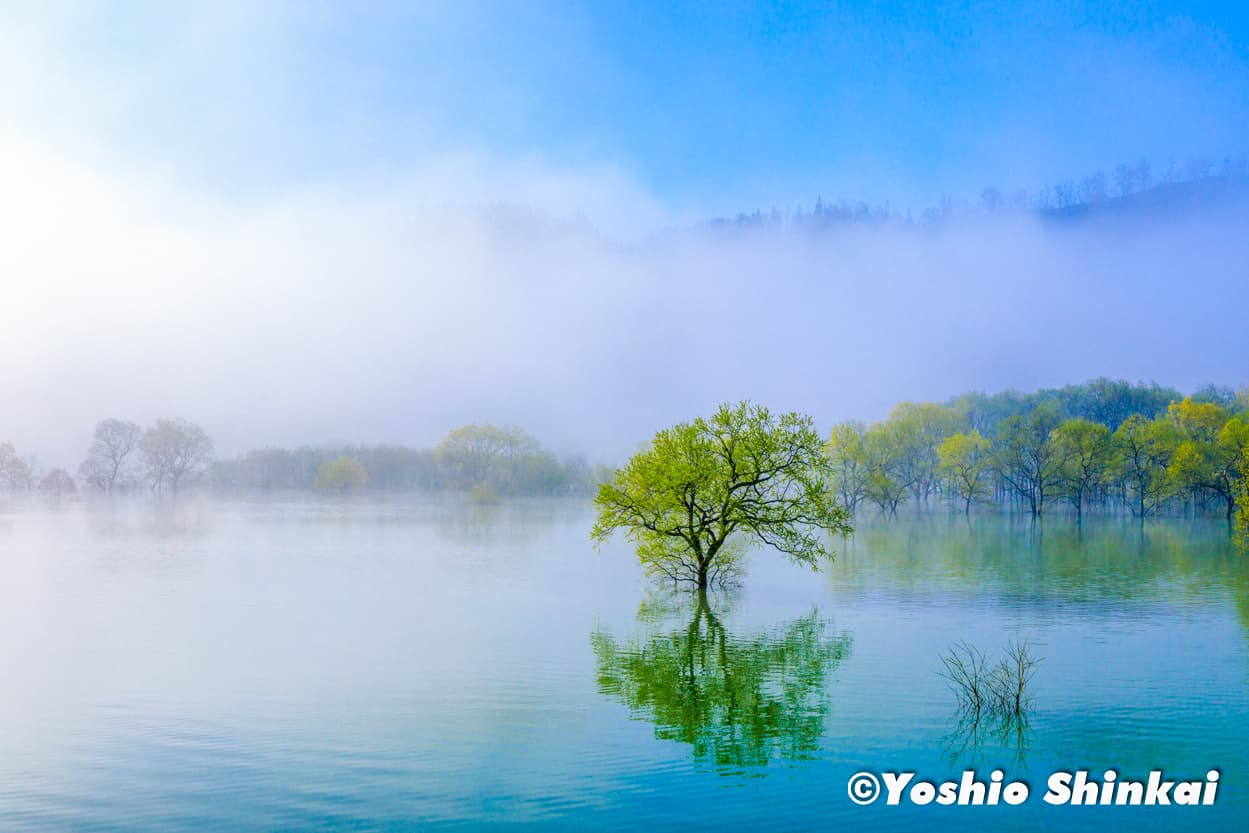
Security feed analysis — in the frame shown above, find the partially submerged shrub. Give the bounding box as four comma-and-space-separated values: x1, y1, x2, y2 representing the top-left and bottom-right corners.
939, 638, 1040, 720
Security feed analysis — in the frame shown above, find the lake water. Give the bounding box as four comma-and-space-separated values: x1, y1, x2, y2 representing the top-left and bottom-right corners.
0, 496, 1246, 831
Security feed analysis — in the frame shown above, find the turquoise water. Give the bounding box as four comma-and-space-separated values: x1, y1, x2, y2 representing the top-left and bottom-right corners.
0, 497, 1245, 831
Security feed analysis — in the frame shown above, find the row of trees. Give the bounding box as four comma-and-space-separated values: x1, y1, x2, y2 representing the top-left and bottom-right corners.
2, 421, 604, 499
0, 418, 213, 497
710, 156, 1249, 232
824, 380, 1249, 523
211, 424, 608, 497
590, 392, 1249, 596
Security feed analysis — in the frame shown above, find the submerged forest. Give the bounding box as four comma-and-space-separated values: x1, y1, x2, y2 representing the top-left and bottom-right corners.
825, 378, 1249, 526
3, 378, 1249, 543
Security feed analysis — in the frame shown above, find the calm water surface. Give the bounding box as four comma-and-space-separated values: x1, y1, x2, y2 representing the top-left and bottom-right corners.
0, 496, 1246, 831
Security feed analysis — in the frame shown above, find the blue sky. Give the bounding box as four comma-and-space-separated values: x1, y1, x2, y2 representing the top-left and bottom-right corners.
8, 1, 1249, 217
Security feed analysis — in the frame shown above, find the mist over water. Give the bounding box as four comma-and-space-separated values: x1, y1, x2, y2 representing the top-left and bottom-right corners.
5, 158, 1248, 468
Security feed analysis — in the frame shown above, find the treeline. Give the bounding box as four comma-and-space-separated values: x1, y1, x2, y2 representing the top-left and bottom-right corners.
709, 155, 1249, 232
0, 421, 606, 499
1, 417, 212, 497
212, 424, 609, 497
825, 379, 1249, 532
6, 380, 1248, 526
0, 442, 75, 495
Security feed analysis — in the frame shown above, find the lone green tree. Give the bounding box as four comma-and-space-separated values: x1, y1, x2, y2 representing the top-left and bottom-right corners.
591, 402, 852, 589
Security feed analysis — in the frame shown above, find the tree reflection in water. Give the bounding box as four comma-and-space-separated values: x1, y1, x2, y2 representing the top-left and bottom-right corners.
591, 591, 851, 771
942, 704, 1034, 769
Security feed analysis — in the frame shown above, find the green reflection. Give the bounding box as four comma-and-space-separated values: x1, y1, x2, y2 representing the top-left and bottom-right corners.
591, 591, 851, 771
835, 515, 1245, 607
836, 513, 1249, 664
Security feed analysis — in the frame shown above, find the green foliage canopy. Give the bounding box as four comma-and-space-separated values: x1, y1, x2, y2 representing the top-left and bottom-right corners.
937, 429, 993, 514
1049, 419, 1113, 521
592, 402, 852, 589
